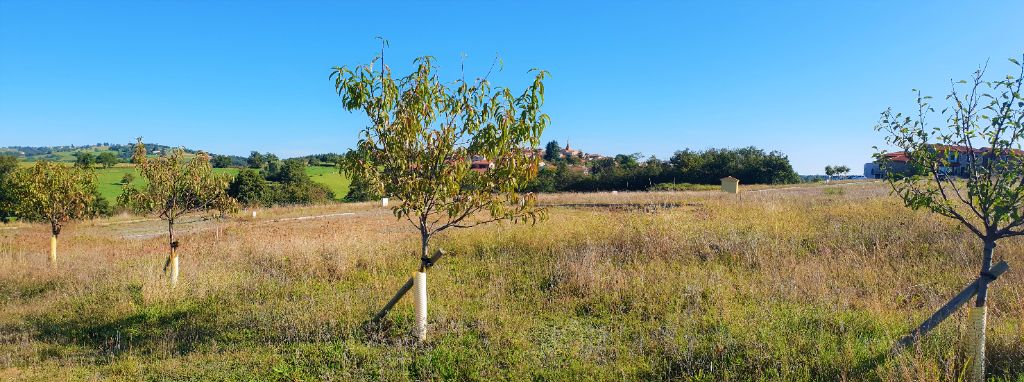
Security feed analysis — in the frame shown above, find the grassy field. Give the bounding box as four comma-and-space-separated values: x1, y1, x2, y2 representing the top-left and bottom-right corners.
18, 164, 350, 201
304, 165, 351, 200
92, 166, 243, 202
11, 151, 350, 200
0, 183, 1021, 381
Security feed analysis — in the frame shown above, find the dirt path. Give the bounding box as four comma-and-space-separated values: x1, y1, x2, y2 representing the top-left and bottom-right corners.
120, 211, 362, 239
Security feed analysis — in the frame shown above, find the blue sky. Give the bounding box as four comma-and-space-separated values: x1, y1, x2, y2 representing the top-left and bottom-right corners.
1, 1, 1022, 174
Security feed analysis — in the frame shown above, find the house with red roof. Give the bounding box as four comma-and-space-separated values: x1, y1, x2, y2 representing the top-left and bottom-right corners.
470, 159, 494, 173
865, 144, 1022, 179
865, 152, 912, 178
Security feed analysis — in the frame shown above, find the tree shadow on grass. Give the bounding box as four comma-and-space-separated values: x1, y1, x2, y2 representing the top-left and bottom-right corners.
30, 299, 221, 361
850, 351, 889, 380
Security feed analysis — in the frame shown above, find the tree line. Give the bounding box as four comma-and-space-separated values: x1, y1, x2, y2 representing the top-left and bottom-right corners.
524, 146, 800, 193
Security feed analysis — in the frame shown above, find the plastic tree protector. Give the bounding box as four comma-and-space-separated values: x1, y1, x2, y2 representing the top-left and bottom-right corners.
413, 272, 427, 341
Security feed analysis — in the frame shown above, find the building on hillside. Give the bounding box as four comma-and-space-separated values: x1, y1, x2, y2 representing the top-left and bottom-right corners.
521, 148, 542, 159
561, 141, 582, 158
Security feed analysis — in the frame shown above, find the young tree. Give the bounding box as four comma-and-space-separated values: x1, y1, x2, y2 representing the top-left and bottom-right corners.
875, 56, 1024, 380
97, 152, 119, 168
332, 49, 549, 340
120, 139, 237, 287
12, 161, 99, 264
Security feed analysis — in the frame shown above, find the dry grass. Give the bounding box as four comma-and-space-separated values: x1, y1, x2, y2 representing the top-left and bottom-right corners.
0, 183, 1021, 381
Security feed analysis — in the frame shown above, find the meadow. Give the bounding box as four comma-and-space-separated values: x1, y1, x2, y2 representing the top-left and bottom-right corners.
14, 163, 351, 202
92, 166, 242, 202
0, 182, 1021, 381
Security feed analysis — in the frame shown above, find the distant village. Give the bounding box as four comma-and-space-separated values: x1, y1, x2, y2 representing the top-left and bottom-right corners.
470, 141, 605, 174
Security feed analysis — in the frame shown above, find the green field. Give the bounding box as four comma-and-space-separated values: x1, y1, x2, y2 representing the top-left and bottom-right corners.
305, 165, 351, 199
26, 164, 350, 202
97, 166, 349, 201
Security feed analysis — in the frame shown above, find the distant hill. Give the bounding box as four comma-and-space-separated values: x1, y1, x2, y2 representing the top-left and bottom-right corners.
1, 143, 247, 166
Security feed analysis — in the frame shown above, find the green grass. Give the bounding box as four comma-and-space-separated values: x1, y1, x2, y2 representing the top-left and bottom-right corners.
305, 165, 351, 200
91, 166, 241, 202
89, 165, 349, 201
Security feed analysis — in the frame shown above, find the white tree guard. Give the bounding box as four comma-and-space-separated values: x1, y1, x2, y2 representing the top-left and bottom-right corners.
170, 250, 180, 288
413, 271, 427, 341
49, 235, 57, 264
382, 198, 390, 207
968, 306, 987, 382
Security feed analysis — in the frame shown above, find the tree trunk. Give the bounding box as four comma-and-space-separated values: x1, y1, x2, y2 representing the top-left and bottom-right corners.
975, 241, 995, 306
419, 231, 430, 272
968, 240, 995, 382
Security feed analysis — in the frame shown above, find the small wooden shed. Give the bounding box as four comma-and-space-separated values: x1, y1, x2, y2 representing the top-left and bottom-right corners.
720, 176, 740, 194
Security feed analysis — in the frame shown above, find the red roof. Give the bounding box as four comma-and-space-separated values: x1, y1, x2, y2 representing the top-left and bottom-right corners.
883, 152, 910, 163
881, 146, 1022, 164
933, 144, 982, 154
470, 160, 492, 173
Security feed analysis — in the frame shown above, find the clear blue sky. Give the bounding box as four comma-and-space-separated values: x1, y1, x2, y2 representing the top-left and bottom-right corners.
1, 1, 1022, 174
